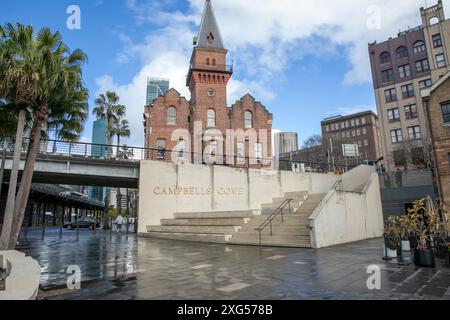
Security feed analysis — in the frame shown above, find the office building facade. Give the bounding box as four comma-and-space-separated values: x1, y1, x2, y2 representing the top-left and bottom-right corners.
321, 111, 382, 167
368, 0, 450, 171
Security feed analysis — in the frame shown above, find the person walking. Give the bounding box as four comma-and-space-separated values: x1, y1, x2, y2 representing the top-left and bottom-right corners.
395, 168, 403, 188
114, 213, 125, 233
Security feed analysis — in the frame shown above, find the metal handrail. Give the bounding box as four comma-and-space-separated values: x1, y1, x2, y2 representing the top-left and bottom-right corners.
254, 199, 293, 246
331, 179, 343, 191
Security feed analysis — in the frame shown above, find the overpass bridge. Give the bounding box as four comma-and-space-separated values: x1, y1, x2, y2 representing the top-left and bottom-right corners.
1, 139, 142, 188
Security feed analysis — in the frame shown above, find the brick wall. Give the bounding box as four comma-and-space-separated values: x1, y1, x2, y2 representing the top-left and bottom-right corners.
428, 77, 450, 207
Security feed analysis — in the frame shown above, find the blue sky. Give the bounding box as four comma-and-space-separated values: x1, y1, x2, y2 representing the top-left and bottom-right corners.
1, 0, 447, 147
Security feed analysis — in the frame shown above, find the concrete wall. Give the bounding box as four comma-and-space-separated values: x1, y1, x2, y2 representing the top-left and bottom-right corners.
341, 165, 376, 191
309, 168, 384, 248
138, 161, 338, 233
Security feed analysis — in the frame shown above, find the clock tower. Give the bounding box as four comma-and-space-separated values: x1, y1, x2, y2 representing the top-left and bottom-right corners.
187, 0, 232, 111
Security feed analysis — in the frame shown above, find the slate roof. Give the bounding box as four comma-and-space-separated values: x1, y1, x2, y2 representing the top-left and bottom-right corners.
196, 0, 225, 50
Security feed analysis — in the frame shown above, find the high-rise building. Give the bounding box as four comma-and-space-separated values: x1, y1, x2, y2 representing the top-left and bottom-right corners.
274, 132, 298, 157
368, 0, 450, 171
143, 0, 273, 165
89, 119, 108, 203
321, 111, 382, 167
146, 78, 170, 106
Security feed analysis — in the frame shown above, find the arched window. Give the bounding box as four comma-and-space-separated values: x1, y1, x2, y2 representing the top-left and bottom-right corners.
413, 41, 426, 54
212, 58, 216, 66
167, 107, 176, 125
380, 51, 391, 64
244, 111, 253, 129
207, 109, 216, 127
206, 58, 210, 66
396, 46, 408, 59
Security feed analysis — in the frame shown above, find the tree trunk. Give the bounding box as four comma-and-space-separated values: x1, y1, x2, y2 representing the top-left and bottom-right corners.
0, 147, 6, 198
116, 134, 120, 159
0, 109, 26, 250
9, 105, 48, 248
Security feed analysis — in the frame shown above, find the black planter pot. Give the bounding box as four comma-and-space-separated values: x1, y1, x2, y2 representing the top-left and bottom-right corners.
414, 248, 435, 268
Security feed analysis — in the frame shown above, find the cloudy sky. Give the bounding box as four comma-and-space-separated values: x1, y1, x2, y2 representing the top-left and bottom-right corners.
2, 0, 448, 147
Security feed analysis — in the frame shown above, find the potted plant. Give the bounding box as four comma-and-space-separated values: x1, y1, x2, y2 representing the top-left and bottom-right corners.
406, 198, 440, 268
397, 215, 413, 252
384, 216, 400, 258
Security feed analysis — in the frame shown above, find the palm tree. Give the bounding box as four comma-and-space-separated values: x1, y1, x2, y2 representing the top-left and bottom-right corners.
0, 23, 43, 249
93, 91, 125, 156
93, 91, 126, 212
113, 119, 130, 158
112, 119, 130, 212
0, 24, 88, 249
10, 87, 88, 244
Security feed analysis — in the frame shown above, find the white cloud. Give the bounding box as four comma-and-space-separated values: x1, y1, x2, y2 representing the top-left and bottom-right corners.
96, 0, 449, 146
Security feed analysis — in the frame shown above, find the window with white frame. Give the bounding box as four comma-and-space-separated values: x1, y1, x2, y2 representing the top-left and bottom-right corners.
436, 54, 446, 68
244, 111, 253, 129
391, 129, 403, 143
399, 64, 412, 78
254, 143, 263, 160
408, 126, 421, 140
207, 109, 216, 127
388, 108, 400, 122
167, 107, 177, 125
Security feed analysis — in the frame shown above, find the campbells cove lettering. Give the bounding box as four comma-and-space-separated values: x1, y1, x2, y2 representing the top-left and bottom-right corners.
153, 187, 212, 196
152, 186, 244, 196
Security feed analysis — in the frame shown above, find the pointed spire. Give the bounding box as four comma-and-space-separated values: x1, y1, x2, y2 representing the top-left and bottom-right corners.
196, 0, 225, 50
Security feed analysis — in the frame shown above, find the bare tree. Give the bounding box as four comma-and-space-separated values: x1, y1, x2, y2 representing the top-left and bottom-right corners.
389, 139, 432, 170
303, 134, 322, 149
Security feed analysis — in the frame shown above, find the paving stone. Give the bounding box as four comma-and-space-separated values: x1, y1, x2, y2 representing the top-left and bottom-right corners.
16, 228, 450, 300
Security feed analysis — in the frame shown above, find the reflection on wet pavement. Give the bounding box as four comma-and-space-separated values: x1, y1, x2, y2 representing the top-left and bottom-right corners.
17, 228, 450, 300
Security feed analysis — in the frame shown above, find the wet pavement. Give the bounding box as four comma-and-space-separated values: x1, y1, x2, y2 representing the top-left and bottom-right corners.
16, 228, 450, 300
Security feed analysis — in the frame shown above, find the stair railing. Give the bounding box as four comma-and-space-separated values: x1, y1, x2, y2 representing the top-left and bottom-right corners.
254, 199, 294, 247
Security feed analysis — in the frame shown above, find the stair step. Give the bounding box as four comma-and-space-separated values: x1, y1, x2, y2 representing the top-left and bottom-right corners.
232, 234, 311, 241
161, 218, 248, 226
237, 229, 310, 236
174, 210, 254, 219
147, 225, 240, 234
283, 191, 309, 199
140, 232, 228, 244
228, 239, 312, 248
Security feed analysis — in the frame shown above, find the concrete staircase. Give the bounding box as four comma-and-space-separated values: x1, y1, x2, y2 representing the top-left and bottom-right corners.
144, 211, 254, 244
143, 192, 327, 248
228, 192, 326, 248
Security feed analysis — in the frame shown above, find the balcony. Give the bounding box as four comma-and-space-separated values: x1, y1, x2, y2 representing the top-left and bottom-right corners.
190, 63, 233, 73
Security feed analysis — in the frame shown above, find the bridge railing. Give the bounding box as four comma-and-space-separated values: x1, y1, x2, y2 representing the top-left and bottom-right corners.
0, 138, 149, 162
0, 138, 363, 173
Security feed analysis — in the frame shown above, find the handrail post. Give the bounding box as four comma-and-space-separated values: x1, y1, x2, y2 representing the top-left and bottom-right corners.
269, 221, 272, 236
258, 229, 262, 247
289, 200, 291, 215
281, 206, 284, 223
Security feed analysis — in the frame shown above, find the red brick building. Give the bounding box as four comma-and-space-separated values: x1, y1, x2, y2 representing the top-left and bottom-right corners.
144, 0, 273, 166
